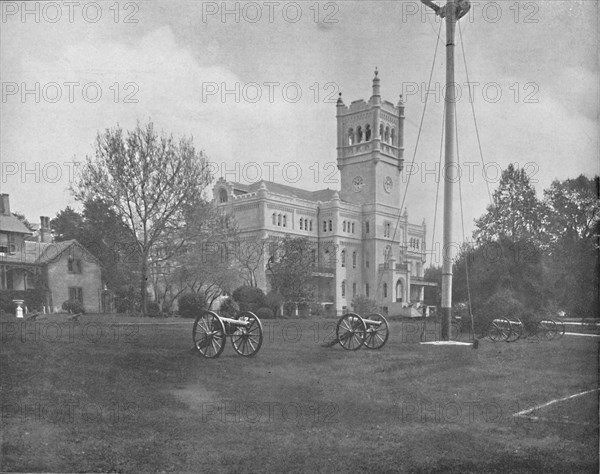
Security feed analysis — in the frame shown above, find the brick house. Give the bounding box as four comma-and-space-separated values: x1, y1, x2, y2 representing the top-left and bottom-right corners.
0, 194, 105, 313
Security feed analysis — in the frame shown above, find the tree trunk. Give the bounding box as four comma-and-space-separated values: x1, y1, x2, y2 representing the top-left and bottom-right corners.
140, 255, 148, 316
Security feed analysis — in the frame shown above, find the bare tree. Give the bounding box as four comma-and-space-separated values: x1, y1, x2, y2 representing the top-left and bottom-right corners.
72, 121, 212, 315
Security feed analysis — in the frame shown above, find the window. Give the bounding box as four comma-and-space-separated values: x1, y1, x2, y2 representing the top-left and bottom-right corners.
68, 287, 83, 303
278, 214, 282, 226
343, 221, 346, 232
391, 128, 396, 146
352, 251, 357, 268
352, 282, 356, 297
383, 283, 388, 298
341, 249, 346, 267
311, 249, 317, 264
68, 258, 82, 274
357, 126, 363, 143
365, 124, 371, 141
0, 233, 8, 253
329, 220, 332, 232
384, 222, 391, 238
219, 189, 228, 203
341, 280, 346, 297
348, 128, 354, 145
272, 213, 276, 225
351, 223, 355, 233
309, 220, 313, 231
365, 222, 370, 234
300, 218, 304, 230
283, 215, 287, 227
366, 283, 370, 298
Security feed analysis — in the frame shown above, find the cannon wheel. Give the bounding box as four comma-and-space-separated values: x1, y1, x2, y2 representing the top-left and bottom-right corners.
537, 319, 558, 341
487, 317, 512, 342
230, 311, 263, 357
506, 318, 523, 342
363, 313, 389, 350
193, 311, 226, 358
336, 313, 367, 351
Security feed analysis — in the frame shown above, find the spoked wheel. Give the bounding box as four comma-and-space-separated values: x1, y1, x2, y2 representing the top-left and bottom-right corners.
363, 313, 389, 350
193, 311, 226, 358
230, 311, 263, 357
537, 319, 558, 341
506, 318, 523, 342
336, 313, 367, 351
553, 319, 566, 339
487, 318, 512, 342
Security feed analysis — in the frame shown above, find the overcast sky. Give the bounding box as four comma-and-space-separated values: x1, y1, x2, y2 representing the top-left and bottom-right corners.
1, 0, 598, 255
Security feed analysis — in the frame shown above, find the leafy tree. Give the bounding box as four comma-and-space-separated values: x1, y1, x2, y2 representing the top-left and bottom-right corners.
473, 164, 546, 246
71, 121, 212, 315
351, 295, 378, 315
268, 237, 315, 307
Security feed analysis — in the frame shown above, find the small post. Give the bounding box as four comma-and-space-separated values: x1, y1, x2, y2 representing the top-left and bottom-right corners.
13, 300, 24, 319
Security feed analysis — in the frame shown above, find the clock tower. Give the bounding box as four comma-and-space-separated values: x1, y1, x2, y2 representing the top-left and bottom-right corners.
336, 70, 405, 208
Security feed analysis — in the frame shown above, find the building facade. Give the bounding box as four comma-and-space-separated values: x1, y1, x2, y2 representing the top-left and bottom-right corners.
0, 194, 105, 314
213, 72, 432, 316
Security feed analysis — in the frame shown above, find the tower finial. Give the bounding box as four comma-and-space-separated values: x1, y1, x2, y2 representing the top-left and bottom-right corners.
372, 68, 381, 99
374, 67, 378, 77
336, 92, 344, 106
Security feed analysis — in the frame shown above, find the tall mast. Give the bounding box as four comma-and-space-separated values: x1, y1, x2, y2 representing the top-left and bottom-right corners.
421, 0, 468, 340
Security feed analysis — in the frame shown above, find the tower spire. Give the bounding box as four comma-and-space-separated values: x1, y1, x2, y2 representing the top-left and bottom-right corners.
372, 67, 381, 98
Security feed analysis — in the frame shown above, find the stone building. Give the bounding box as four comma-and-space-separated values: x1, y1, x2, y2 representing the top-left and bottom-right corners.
213, 71, 433, 316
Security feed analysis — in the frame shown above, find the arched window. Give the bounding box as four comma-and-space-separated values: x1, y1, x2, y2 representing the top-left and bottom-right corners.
365, 221, 370, 234
357, 126, 363, 143
309, 220, 313, 231
385, 126, 390, 143
379, 122, 384, 138
348, 128, 354, 145
283, 215, 287, 227
323, 220, 327, 232
391, 128, 396, 145
365, 124, 371, 141
341, 280, 346, 297
343, 221, 346, 232
352, 251, 357, 268
384, 245, 392, 262
219, 189, 228, 203
396, 279, 403, 302
272, 213, 276, 225
366, 283, 370, 297
351, 223, 355, 233
278, 214, 282, 226
329, 220, 332, 231
299, 218, 304, 230
341, 249, 346, 267
383, 283, 388, 298
352, 282, 357, 296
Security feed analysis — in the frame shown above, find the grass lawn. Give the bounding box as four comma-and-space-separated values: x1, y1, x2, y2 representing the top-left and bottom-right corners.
1, 314, 598, 473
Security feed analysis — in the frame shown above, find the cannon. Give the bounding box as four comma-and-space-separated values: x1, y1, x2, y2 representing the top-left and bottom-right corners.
335, 312, 389, 350
192, 310, 263, 358
486, 316, 561, 342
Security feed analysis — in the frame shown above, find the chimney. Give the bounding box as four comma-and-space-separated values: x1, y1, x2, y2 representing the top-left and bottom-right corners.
40, 216, 52, 243
0, 194, 10, 215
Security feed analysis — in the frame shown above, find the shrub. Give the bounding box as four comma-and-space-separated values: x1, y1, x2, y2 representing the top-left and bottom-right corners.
178, 293, 207, 319
351, 295, 378, 315
477, 289, 525, 327
255, 307, 275, 320
114, 286, 141, 313
1, 289, 46, 314
146, 301, 162, 317
265, 291, 284, 317
232, 286, 266, 312
309, 303, 325, 317
62, 299, 85, 314
219, 297, 239, 318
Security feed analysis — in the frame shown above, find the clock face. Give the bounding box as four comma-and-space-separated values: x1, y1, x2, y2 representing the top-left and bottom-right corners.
384, 176, 393, 193
352, 176, 364, 192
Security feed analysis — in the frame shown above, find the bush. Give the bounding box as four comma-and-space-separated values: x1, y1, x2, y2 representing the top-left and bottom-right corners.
478, 289, 525, 326
309, 302, 325, 317
255, 307, 275, 320
219, 297, 239, 318
1, 289, 46, 314
265, 291, 284, 317
146, 301, 162, 318
114, 286, 141, 313
178, 293, 207, 319
232, 286, 266, 312
351, 295, 378, 315
62, 299, 85, 314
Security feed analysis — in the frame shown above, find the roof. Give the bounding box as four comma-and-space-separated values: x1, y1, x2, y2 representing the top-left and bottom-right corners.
0, 240, 100, 266
231, 180, 338, 203
0, 214, 33, 234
